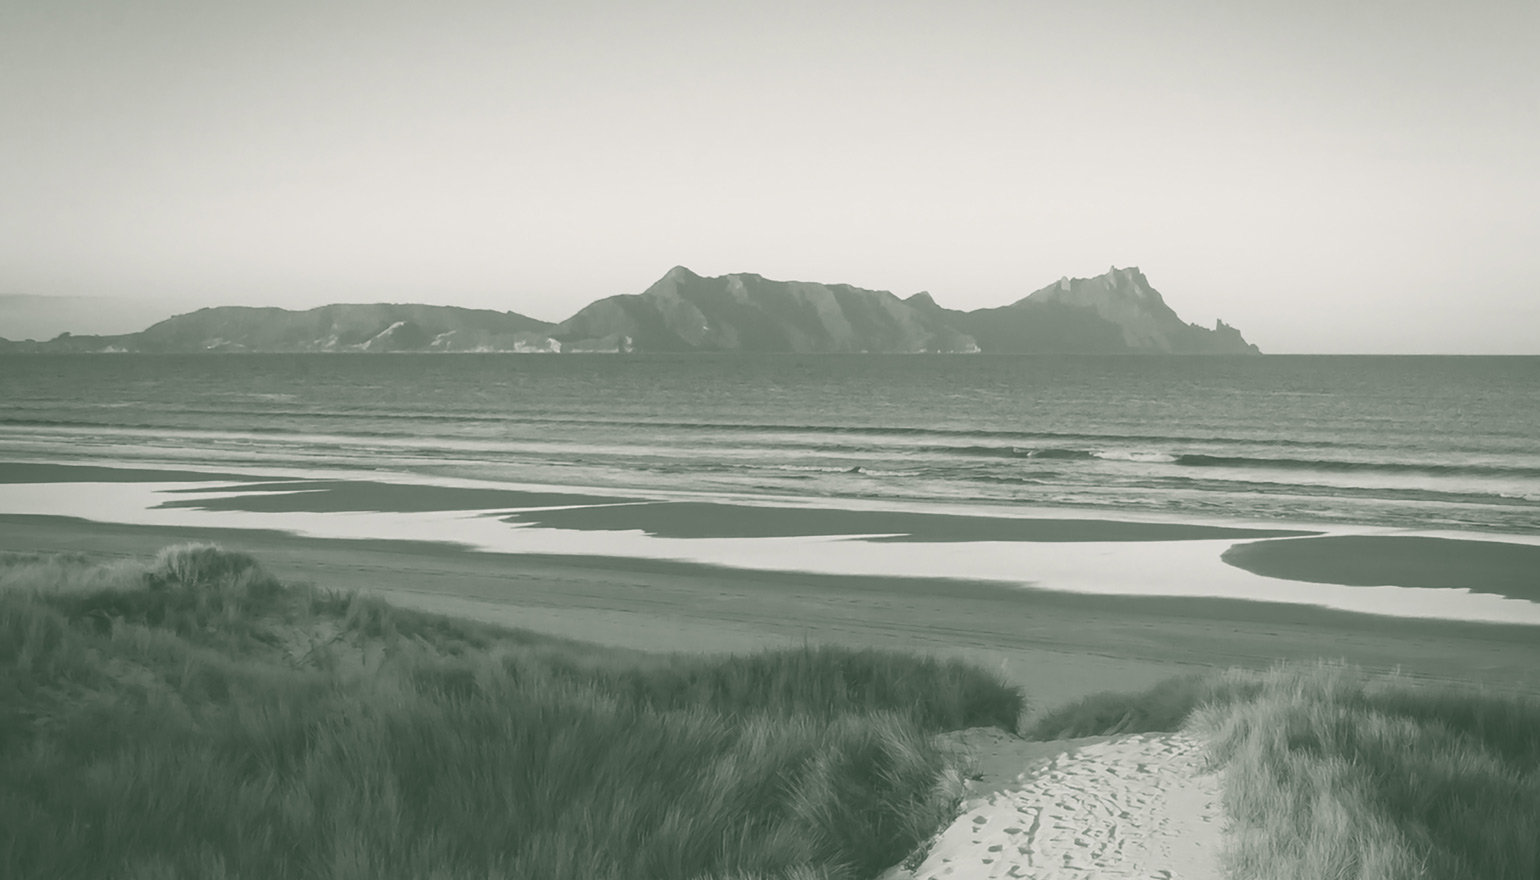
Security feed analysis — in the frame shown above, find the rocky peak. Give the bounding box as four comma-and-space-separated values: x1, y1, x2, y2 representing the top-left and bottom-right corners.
905, 291, 940, 310
1028, 266, 1162, 305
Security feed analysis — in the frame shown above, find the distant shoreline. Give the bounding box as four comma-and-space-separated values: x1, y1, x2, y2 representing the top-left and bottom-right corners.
5, 350, 1539, 356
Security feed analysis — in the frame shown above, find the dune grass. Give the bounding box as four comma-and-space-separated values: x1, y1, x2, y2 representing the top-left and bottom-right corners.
1019, 672, 1252, 740
7, 545, 1535, 880
1193, 664, 1540, 880
1023, 660, 1540, 880
0, 545, 1025, 880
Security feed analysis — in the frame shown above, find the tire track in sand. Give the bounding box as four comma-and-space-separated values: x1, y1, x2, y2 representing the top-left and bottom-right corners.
885, 732, 1224, 879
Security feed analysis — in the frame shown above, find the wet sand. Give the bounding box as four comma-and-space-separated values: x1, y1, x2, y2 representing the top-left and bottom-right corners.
4, 513, 1538, 710
9, 464, 1539, 624
2, 461, 1314, 544
1223, 535, 1540, 603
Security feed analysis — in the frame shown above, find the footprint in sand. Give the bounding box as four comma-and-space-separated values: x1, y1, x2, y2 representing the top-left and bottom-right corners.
880, 732, 1225, 880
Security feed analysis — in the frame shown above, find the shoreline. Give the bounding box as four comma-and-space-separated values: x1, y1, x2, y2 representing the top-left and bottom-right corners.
5, 512, 1538, 709
4, 462, 1540, 625
8, 456, 1540, 546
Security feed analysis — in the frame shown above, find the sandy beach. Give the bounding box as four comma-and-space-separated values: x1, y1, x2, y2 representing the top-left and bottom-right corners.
883, 730, 1225, 879
4, 511, 1538, 709
6, 465, 1539, 627
3, 411, 1540, 878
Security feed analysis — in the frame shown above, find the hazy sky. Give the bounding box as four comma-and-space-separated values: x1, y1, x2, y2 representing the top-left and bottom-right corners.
2, 0, 1536, 353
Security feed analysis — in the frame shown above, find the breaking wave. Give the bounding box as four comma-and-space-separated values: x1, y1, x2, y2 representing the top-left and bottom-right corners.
1172, 454, 1540, 479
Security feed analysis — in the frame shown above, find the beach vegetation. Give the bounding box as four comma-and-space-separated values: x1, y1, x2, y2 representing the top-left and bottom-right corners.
7, 545, 1534, 879
0, 545, 1023, 880
1023, 661, 1540, 880
1020, 672, 1252, 740
1194, 664, 1540, 880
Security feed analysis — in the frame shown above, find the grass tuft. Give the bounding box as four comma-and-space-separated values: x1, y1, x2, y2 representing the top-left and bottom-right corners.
557, 645, 1025, 731
147, 543, 268, 590
1024, 674, 1209, 739
0, 547, 1019, 880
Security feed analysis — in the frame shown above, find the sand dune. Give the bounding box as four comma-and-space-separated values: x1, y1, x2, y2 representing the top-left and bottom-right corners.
885, 730, 1225, 879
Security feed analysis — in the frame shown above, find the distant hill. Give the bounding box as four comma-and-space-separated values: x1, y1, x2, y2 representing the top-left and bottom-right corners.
939, 266, 1259, 354
0, 267, 1259, 354
0, 294, 190, 342
550, 266, 979, 353
551, 265, 1255, 354
0, 304, 556, 353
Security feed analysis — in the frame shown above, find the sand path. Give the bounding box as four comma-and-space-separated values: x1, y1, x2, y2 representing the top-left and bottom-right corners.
885, 730, 1225, 880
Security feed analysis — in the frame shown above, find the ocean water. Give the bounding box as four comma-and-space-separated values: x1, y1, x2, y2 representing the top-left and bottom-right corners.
3, 353, 1538, 536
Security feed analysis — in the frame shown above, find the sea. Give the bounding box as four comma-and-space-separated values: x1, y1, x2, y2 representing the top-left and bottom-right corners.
2, 354, 1538, 622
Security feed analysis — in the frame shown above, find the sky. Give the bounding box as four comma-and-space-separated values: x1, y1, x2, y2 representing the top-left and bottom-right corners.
1, 0, 1536, 353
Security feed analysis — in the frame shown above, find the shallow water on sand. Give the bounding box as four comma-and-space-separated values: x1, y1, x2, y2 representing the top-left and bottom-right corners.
3, 463, 1539, 625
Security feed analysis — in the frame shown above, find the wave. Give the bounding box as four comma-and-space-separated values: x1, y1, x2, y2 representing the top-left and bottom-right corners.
931, 446, 1181, 464
1173, 454, 1540, 479
966, 475, 1053, 485
918, 443, 1540, 480
1093, 450, 1179, 463
0, 417, 303, 434
735, 463, 927, 478
917, 443, 1158, 465
0, 414, 1366, 451
9, 415, 1537, 484
1147, 473, 1540, 503
761, 464, 866, 474
928, 446, 1173, 463
1023, 447, 1096, 460
927, 445, 1035, 459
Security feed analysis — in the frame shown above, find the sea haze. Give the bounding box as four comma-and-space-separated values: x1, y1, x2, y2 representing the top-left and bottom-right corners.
2, 353, 1538, 622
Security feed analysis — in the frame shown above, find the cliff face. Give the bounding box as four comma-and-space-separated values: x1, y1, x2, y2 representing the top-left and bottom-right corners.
947, 267, 1260, 354
0, 266, 1260, 354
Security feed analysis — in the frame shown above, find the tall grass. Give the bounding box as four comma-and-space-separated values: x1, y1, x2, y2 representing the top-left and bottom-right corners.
14, 545, 1531, 879
1019, 673, 1249, 740
0, 544, 1024, 880
1193, 664, 1540, 880
1020, 659, 1540, 879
